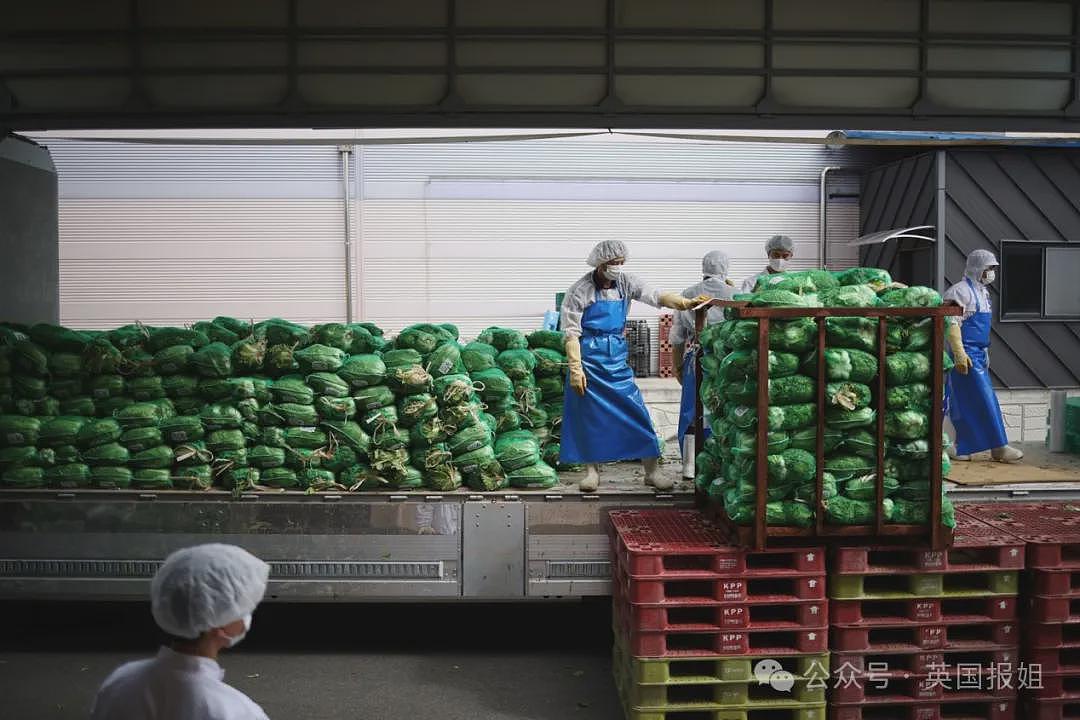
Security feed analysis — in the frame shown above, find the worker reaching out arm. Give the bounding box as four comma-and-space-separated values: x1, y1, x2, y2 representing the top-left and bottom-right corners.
560, 240, 708, 493
943, 249, 1022, 463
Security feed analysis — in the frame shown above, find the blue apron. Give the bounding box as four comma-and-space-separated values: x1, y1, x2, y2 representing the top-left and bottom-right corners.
677, 347, 711, 457
560, 287, 661, 464
945, 278, 1008, 455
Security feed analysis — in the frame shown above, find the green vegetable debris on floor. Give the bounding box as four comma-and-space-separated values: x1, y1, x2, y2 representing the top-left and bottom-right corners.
0, 319, 572, 492
697, 268, 956, 529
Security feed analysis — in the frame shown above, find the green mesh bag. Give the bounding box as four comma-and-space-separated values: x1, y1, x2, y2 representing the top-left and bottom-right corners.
728, 427, 791, 458
2, 466, 46, 488
879, 286, 942, 308
121, 426, 164, 453
285, 427, 328, 450
82, 443, 130, 466
425, 462, 461, 492
200, 403, 244, 430
836, 267, 892, 291
472, 368, 515, 399
824, 453, 877, 482
727, 319, 818, 354
198, 379, 234, 404
299, 468, 341, 491
28, 325, 93, 353
294, 344, 346, 374
172, 464, 214, 490
726, 500, 814, 528
803, 348, 878, 384
537, 376, 564, 401
890, 497, 956, 528
15, 396, 60, 417
885, 454, 951, 483
426, 343, 465, 378
262, 467, 300, 489
726, 403, 817, 432
212, 316, 251, 336
189, 342, 233, 378
345, 325, 378, 355
218, 466, 260, 492
497, 350, 537, 381
214, 447, 249, 471
129, 376, 167, 401
455, 451, 506, 491
50, 378, 84, 401
146, 328, 209, 354
409, 416, 450, 448
314, 323, 354, 351
507, 461, 558, 489
433, 374, 476, 407
885, 410, 930, 441
462, 342, 498, 373
359, 405, 398, 436
494, 431, 541, 472
819, 285, 880, 308
477, 327, 528, 352
885, 318, 933, 353
39, 417, 89, 448
532, 348, 566, 378
283, 447, 322, 471
49, 352, 83, 378
449, 423, 493, 457
304, 372, 348, 399
230, 337, 267, 374
320, 445, 359, 475
843, 429, 878, 460
395, 327, 439, 355
398, 394, 439, 428
826, 382, 871, 411
716, 350, 801, 381
13, 375, 47, 400
173, 442, 213, 467
192, 321, 239, 346
234, 398, 259, 424
527, 330, 565, 353
322, 420, 372, 456
886, 352, 933, 386
205, 429, 246, 453
88, 375, 126, 401
259, 426, 288, 448
887, 383, 932, 412
82, 338, 123, 375
723, 375, 815, 405
0, 446, 41, 471
271, 403, 319, 427
90, 466, 132, 489
827, 496, 894, 525
370, 447, 411, 481
316, 395, 356, 421
159, 416, 204, 444
338, 355, 386, 389
826, 407, 876, 430
162, 375, 198, 399
52, 444, 80, 464
76, 418, 121, 448
263, 344, 298, 376
412, 443, 452, 471
888, 437, 947, 460
59, 397, 97, 417
387, 364, 433, 396
249, 445, 286, 469
257, 318, 310, 347
153, 345, 193, 375
129, 445, 174, 469
12, 340, 50, 376
843, 476, 900, 502
372, 425, 410, 451
493, 409, 523, 435
120, 346, 155, 378
116, 402, 166, 429
270, 377, 315, 405
383, 348, 423, 369
825, 317, 878, 353
748, 288, 818, 309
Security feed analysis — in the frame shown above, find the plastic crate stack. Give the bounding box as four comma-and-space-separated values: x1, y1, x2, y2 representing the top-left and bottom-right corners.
625, 320, 652, 378
959, 503, 1080, 720
827, 512, 1023, 720
610, 509, 829, 720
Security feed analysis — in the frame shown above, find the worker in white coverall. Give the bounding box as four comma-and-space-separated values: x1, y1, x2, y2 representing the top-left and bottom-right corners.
91, 544, 271, 720
943, 249, 1023, 463
669, 250, 735, 478
740, 234, 795, 294
561, 240, 710, 493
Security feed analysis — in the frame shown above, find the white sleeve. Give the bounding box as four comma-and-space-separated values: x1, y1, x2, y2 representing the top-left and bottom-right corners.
622, 272, 660, 307
559, 279, 588, 339
669, 310, 691, 346
739, 275, 760, 294
943, 282, 977, 323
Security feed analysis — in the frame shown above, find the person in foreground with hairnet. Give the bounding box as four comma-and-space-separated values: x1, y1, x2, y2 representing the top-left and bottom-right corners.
90, 544, 271, 720
670, 250, 735, 479
561, 240, 710, 492
943, 249, 1023, 463
740, 234, 795, 293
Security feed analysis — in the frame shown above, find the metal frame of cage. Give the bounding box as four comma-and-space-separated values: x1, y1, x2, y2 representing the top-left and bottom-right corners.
693, 301, 962, 551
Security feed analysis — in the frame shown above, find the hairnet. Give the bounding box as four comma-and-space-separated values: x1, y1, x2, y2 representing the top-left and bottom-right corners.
701, 250, 730, 279
151, 544, 270, 639
765, 235, 794, 254
586, 240, 628, 267
964, 249, 999, 280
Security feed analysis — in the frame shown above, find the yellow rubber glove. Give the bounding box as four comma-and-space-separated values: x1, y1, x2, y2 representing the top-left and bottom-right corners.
565, 335, 587, 396
947, 322, 971, 375
673, 344, 685, 385
660, 292, 711, 312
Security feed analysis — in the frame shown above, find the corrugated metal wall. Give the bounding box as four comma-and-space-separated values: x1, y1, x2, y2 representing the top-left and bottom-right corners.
861, 147, 1080, 390
43, 135, 864, 353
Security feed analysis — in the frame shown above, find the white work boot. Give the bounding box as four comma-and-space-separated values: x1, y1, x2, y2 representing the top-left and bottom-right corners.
946, 445, 971, 461
643, 457, 674, 491
579, 464, 600, 493
681, 435, 696, 480
991, 445, 1024, 463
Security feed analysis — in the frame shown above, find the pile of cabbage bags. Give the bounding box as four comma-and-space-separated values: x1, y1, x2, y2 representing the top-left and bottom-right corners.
696, 268, 956, 529
0, 318, 567, 493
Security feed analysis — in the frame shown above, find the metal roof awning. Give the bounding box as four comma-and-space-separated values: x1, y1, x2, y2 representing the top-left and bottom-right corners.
848, 225, 936, 247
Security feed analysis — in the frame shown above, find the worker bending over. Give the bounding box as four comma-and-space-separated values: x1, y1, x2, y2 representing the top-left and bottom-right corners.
741, 234, 794, 294
944, 249, 1022, 463
561, 240, 709, 492
669, 250, 735, 478
91, 544, 271, 720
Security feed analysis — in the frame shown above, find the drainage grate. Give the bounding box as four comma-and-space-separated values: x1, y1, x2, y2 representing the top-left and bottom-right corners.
0, 559, 444, 580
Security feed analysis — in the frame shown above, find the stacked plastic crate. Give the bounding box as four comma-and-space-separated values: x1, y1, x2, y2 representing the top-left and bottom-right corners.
959, 503, 1080, 720
610, 509, 829, 720
827, 512, 1023, 720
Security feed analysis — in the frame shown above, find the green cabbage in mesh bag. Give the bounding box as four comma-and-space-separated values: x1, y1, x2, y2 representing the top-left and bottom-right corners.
306, 372, 350, 399
527, 330, 565, 353
13, 375, 47, 400
90, 466, 132, 489
163, 375, 198, 399
146, 328, 209, 354
15, 396, 61, 417
116, 402, 167, 429
462, 342, 499, 373
82, 443, 130, 466
205, 429, 245, 453
726, 500, 814, 527
825, 317, 878, 353
879, 286, 942, 308
477, 327, 528, 352
433, 374, 477, 407
0, 446, 41, 471
890, 496, 956, 528
121, 427, 164, 453
395, 327, 439, 355
285, 427, 328, 450
886, 318, 933, 353
354, 385, 395, 411
472, 368, 515, 399
9, 342, 44, 377
411, 444, 453, 471
717, 350, 800, 381
321, 445, 359, 475
269, 377, 314, 405
339, 355, 387, 389
189, 342, 233, 378
2, 466, 46, 488
371, 424, 410, 451
322, 420, 372, 456
173, 464, 214, 490
51, 378, 85, 401
724, 375, 815, 405
827, 382, 872, 410
507, 461, 558, 489
359, 406, 398, 437
819, 285, 881, 308
826, 406, 876, 430
804, 348, 878, 384
792, 472, 839, 504
39, 417, 88, 447
495, 431, 541, 472
885, 410, 929, 441
886, 352, 932, 386
230, 337, 266, 374
276, 403, 321, 427
448, 424, 493, 457
193, 321, 239, 346
218, 466, 260, 492
256, 318, 310, 347
88, 375, 126, 401
160, 416, 203, 444
532, 348, 567, 378
887, 383, 932, 412
726, 318, 818, 354
409, 416, 450, 448
728, 427, 791, 457
825, 453, 877, 482
200, 403, 244, 430
249, 445, 286, 469
262, 467, 300, 489
538, 376, 564, 400
294, 344, 346, 374
197, 379, 234, 405
59, 397, 96, 416
497, 350, 537, 381
214, 447, 249, 471
383, 348, 422, 369
263, 344, 298, 376
49, 352, 83, 377
370, 447, 411, 482
106, 324, 147, 350
426, 343, 465, 378
346, 325, 380, 355
827, 496, 894, 525
888, 436, 949, 460
313, 323, 353, 351
29, 324, 92, 353
129, 445, 174, 469
842, 429, 878, 459
426, 462, 462, 492
398, 394, 439, 428
836, 267, 892, 291
494, 408, 523, 434
387, 364, 433, 395
885, 454, 951, 482
316, 395, 356, 421
83, 338, 123, 375
843, 476, 900, 501
129, 376, 166, 401
748, 288, 817, 308
76, 418, 121, 448
726, 403, 816, 432
121, 346, 155, 378
729, 448, 816, 485
153, 345, 193, 375
174, 442, 213, 467
52, 445, 80, 464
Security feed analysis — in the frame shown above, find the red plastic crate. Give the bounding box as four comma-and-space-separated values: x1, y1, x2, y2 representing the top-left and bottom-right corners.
1028, 622, 1080, 649
621, 597, 828, 632
1028, 698, 1080, 720
831, 596, 1017, 626
831, 620, 1016, 652
831, 647, 1019, 676
1031, 596, 1080, 624
828, 698, 1016, 720
1025, 646, 1080, 674
615, 566, 825, 604
958, 504, 1080, 568
1034, 570, 1080, 597
610, 509, 825, 577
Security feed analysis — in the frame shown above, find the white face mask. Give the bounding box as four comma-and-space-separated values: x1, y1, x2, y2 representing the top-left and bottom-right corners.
602, 264, 623, 281
981, 269, 996, 285
226, 613, 252, 648
768, 257, 788, 272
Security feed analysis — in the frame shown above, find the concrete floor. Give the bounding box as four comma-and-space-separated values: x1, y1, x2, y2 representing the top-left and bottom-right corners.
0, 600, 622, 720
